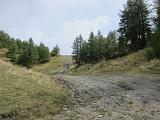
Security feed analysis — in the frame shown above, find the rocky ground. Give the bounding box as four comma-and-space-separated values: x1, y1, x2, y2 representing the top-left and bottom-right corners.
52, 74, 160, 120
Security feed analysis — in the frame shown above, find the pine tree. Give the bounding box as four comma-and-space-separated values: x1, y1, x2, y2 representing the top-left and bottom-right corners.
81, 41, 89, 63
0, 31, 10, 48
38, 43, 50, 63
118, 0, 151, 52
149, 0, 160, 59
72, 37, 79, 66
16, 39, 22, 53
51, 45, 60, 57
105, 31, 118, 59
97, 30, 105, 61
7, 43, 17, 62
88, 32, 96, 62
72, 35, 83, 66
154, 0, 160, 29
17, 39, 34, 68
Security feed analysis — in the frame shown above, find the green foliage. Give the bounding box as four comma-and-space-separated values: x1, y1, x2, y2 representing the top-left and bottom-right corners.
38, 43, 50, 63
51, 45, 60, 57
0, 30, 53, 67
118, 0, 151, 52
0, 30, 10, 48
7, 43, 17, 62
17, 38, 35, 68
72, 31, 119, 66
32, 46, 39, 63
18, 45, 34, 68
88, 32, 96, 62
150, 29, 160, 59
145, 48, 155, 60
105, 31, 118, 59
80, 41, 89, 63
16, 39, 22, 53
18, 41, 50, 67
154, 0, 160, 29
72, 35, 83, 66
118, 36, 127, 56
152, 0, 160, 59
146, 0, 160, 60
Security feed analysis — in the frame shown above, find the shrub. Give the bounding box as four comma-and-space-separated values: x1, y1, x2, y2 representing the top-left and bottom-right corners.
145, 48, 155, 60
7, 44, 17, 62
38, 43, 50, 63
151, 30, 160, 59
51, 45, 60, 57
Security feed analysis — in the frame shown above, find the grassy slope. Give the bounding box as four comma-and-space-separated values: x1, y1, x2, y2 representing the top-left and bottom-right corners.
70, 49, 160, 75
0, 48, 10, 62
33, 56, 67, 75
0, 50, 73, 119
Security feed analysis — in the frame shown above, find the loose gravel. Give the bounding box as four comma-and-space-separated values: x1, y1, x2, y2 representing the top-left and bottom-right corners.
53, 74, 160, 120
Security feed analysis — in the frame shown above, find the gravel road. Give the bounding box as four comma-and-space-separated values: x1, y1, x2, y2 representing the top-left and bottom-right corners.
53, 74, 160, 120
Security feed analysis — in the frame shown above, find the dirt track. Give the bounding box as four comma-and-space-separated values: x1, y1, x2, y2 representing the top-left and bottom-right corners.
53, 74, 160, 120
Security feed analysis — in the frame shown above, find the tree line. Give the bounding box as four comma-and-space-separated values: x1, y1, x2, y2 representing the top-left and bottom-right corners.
0, 31, 60, 68
72, 0, 160, 67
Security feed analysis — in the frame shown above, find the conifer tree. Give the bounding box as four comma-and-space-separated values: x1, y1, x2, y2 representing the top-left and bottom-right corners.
72, 35, 83, 66
51, 45, 60, 57
88, 32, 96, 62
7, 43, 17, 62
38, 43, 50, 63
149, 0, 160, 59
118, 0, 151, 52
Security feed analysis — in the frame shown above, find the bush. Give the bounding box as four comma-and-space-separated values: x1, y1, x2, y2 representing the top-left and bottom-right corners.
145, 48, 155, 60
150, 29, 160, 59
38, 43, 50, 63
51, 45, 60, 57
17, 48, 33, 68
10, 54, 17, 62
7, 44, 17, 62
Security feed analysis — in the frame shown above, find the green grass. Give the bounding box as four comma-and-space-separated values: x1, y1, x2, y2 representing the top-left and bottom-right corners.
33, 56, 67, 75
0, 48, 10, 62
0, 59, 73, 119
70, 49, 160, 75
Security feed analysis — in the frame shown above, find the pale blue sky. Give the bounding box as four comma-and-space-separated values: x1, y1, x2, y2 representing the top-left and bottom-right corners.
0, 0, 152, 54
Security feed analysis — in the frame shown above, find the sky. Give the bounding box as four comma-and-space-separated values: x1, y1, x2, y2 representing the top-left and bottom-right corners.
0, 0, 152, 55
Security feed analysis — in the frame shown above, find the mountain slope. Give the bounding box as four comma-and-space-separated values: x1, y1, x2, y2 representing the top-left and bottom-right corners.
0, 59, 73, 119
70, 49, 160, 75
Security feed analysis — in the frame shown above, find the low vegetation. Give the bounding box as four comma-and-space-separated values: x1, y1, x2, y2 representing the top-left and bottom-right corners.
0, 58, 73, 119
70, 49, 160, 75
0, 48, 9, 62
33, 56, 67, 75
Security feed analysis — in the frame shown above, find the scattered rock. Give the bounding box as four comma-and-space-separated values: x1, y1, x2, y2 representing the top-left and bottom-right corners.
53, 74, 160, 120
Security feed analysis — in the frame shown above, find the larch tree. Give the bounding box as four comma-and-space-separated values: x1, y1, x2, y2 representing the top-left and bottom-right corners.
51, 45, 60, 57
72, 35, 83, 66
118, 0, 151, 52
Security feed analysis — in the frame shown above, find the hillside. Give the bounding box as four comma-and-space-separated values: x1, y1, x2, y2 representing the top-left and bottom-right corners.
70, 49, 160, 75
33, 55, 72, 75
1, 48, 160, 120
0, 48, 9, 62
0, 57, 73, 119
